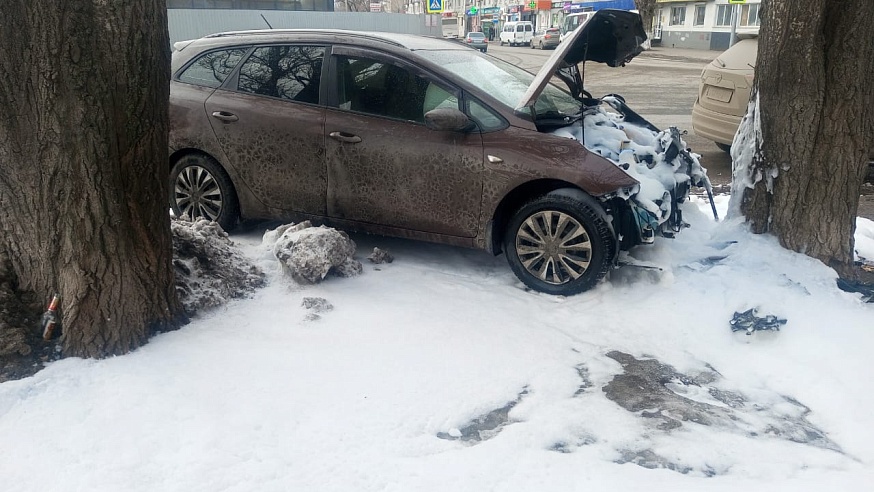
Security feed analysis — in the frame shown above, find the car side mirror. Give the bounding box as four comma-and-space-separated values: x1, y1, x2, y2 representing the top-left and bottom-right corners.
424, 108, 475, 132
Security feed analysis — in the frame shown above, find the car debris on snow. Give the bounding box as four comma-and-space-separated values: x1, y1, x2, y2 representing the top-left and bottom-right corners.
729, 308, 787, 335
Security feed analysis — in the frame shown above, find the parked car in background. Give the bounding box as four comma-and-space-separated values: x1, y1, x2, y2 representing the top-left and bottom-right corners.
531, 27, 561, 50
692, 38, 873, 181
499, 21, 533, 47
691, 36, 757, 152
463, 31, 488, 52
168, 11, 710, 296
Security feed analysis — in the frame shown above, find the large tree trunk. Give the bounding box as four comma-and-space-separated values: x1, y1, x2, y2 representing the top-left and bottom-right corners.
733, 0, 874, 278
634, 0, 657, 39
0, 0, 185, 358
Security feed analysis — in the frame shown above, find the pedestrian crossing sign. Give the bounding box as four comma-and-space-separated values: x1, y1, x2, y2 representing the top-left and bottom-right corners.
426, 0, 444, 14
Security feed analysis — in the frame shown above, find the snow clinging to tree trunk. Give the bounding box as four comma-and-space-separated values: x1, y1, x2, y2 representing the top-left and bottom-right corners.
728, 91, 768, 218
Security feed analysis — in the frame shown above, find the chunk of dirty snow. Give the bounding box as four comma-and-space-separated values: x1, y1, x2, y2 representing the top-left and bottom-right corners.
301, 297, 333, 313
171, 218, 266, 316
367, 247, 394, 264
268, 223, 362, 284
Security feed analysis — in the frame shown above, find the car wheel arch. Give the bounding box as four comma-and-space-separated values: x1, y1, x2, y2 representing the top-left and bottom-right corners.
488, 179, 593, 255
502, 190, 617, 294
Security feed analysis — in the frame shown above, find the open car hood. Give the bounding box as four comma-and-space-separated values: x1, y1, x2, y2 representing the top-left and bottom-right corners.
515, 9, 647, 113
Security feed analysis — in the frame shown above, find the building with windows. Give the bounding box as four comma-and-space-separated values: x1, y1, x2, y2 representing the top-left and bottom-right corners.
404, 0, 634, 38
654, 0, 760, 50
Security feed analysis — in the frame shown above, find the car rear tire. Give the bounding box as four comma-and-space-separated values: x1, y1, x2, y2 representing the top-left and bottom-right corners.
503, 190, 615, 295
169, 153, 239, 231
716, 142, 732, 153
539, 41, 544, 50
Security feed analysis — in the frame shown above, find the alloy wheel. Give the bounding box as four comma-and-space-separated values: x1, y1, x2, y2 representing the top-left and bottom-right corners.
174, 165, 223, 221
514, 210, 592, 285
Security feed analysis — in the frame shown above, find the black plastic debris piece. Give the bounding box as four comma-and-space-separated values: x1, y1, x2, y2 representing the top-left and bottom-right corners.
836, 278, 874, 303
730, 308, 787, 335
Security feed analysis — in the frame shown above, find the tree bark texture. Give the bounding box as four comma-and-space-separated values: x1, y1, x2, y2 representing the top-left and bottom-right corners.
739, 0, 874, 278
633, 0, 657, 38
0, 0, 185, 358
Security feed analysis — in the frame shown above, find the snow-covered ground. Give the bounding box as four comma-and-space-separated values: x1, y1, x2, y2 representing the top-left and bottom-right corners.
1, 196, 873, 491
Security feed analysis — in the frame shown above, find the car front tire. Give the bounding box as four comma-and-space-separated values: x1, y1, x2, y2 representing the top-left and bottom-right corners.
169, 153, 239, 231
503, 190, 615, 295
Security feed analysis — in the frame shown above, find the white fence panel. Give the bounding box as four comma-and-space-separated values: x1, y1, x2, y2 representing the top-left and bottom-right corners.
168, 10, 443, 45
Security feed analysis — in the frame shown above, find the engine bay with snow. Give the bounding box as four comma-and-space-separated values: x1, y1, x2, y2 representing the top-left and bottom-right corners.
549, 95, 717, 248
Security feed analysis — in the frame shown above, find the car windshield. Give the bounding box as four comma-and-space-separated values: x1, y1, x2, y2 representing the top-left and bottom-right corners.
416, 49, 579, 119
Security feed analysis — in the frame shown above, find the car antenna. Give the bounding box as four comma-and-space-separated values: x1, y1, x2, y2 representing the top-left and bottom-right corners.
261, 14, 273, 29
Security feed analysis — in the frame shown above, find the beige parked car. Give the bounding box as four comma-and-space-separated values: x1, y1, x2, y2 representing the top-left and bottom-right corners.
692, 37, 872, 181
691, 37, 757, 153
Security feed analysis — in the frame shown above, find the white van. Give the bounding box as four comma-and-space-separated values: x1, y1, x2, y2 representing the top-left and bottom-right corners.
499, 21, 534, 47
560, 12, 594, 42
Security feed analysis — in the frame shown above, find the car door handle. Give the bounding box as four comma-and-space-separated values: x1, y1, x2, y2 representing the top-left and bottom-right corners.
329, 131, 362, 144
211, 111, 238, 123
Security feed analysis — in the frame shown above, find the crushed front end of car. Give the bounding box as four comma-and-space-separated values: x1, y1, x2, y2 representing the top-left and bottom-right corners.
518, 8, 717, 251
550, 95, 716, 248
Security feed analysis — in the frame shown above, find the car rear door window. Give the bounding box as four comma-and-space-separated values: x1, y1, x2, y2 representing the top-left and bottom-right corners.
237, 46, 325, 104
177, 48, 248, 88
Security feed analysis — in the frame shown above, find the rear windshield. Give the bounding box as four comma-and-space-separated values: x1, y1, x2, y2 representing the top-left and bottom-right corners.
468, 32, 485, 39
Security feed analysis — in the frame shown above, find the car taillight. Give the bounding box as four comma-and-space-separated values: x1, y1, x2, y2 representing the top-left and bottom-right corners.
544, 34, 551, 39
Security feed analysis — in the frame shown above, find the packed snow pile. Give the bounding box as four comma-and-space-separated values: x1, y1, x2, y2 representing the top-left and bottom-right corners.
551, 99, 711, 228
263, 221, 362, 283
171, 218, 266, 316
367, 247, 394, 264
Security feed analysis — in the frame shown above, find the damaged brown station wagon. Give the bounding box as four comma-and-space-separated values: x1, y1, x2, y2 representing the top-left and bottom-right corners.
169, 10, 713, 296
